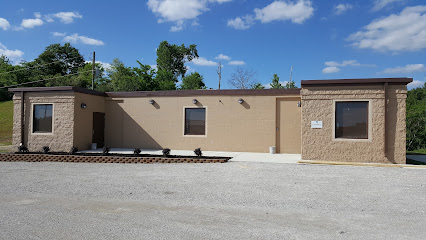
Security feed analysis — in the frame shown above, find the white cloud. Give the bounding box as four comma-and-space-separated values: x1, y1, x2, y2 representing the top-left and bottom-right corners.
0, 42, 24, 62
254, 0, 314, 24
407, 80, 425, 89
227, 15, 254, 30
381, 64, 426, 74
52, 32, 66, 37
323, 60, 374, 73
20, 18, 44, 28
34, 12, 41, 18
229, 60, 246, 65
347, 6, 426, 52
192, 57, 217, 66
54, 33, 104, 46
147, 0, 232, 32
372, 0, 404, 12
325, 60, 361, 67
0, 18, 10, 30
334, 3, 353, 15
322, 66, 340, 73
52, 12, 82, 24
215, 54, 231, 60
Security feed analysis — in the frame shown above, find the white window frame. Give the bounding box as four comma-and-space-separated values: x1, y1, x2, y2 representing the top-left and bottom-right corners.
31, 103, 55, 135
332, 99, 372, 142
182, 106, 207, 137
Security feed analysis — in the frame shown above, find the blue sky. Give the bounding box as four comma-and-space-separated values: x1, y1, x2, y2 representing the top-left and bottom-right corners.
0, 0, 425, 89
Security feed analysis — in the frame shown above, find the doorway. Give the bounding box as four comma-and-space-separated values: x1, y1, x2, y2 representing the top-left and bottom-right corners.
92, 112, 105, 148
276, 98, 301, 153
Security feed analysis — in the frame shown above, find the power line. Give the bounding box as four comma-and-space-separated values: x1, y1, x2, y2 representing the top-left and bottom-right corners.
0, 53, 92, 76
0, 70, 93, 89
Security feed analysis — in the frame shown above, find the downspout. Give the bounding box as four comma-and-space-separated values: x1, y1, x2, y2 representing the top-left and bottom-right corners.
20, 91, 25, 145
383, 82, 388, 157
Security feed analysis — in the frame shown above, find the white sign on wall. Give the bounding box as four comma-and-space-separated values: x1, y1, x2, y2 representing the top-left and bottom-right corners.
311, 121, 323, 129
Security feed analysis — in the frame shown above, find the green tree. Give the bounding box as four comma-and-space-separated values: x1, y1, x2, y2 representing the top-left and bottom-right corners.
35, 43, 85, 76
108, 58, 138, 92
284, 81, 297, 89
406, 83, 426, 151
270, 74, 283, 89
251, 83, 265, 89
156, 41, 198, 80
180, 72, 205, 90
0, 56, 18, 101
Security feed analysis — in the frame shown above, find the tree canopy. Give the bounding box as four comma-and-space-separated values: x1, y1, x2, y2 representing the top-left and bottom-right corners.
156, 41, 198, 80
180, 72, 205, 90
228, 67, 257, 89
270, 74, 283, 89
406, 83, 426, 151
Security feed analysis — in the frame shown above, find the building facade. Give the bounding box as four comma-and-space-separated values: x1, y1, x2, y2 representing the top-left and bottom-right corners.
9, 78, 412, 164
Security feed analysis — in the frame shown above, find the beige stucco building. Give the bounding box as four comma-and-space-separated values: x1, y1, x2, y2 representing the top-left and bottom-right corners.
9, 77, 412, 164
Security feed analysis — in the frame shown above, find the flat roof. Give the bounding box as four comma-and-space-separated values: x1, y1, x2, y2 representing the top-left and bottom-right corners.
8, 86, 107, 97
8, 86, 301, 97
106, 88, 301, 98
301, 77, 412, 86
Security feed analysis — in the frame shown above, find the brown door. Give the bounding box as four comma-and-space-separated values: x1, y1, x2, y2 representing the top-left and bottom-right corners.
92, 112, 105, 148
276, 98, 301, 153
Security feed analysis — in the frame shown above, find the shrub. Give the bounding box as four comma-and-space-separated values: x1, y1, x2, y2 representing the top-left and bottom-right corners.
18, 145, 29, 153
194, 148, 202, 157
102, 146, 110, 156
42, 146, 50, 154
69, 147, 78, 155
162, 148, 171, 157
134, 148, 141, 155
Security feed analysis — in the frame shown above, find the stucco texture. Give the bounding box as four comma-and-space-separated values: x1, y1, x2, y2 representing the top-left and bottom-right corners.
104, 95, 300, 153
301, 85, 407, 164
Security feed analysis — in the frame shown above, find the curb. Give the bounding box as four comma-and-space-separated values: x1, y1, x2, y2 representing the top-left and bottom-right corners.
297, 160, 426, 169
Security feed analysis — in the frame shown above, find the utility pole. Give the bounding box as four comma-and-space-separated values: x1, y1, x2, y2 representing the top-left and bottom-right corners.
217, 61, 221, 90
91, 51, 95, 90
289, 64, 293, 86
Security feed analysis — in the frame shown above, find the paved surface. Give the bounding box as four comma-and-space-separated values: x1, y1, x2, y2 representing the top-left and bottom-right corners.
407, 154, 426, 164
0, 162, 425, 239
81, 148, 301, 163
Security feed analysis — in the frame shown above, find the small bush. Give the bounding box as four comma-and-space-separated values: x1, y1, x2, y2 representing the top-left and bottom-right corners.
69, 146, 78, 155
134, 148, 141, 155
194, 148, 202, 157
162, 148, 171, 157
42, 146, 50, 154
103, 146, 110, 156
18, 145, 29, 153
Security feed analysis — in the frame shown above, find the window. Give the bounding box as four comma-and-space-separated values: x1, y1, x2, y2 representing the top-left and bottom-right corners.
33, 104, 53, 133
335, 101, 368, 139
185, 108, 206, 135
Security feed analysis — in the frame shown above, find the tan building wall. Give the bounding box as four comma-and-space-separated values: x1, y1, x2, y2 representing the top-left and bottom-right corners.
73, 92, 105, 150
301, 85, 407, 164
13, 92, 75, 152
104, 94, 300, 153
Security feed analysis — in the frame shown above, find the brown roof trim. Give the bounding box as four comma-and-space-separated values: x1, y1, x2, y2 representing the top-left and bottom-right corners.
8, 86, 107, 97
301, 78, 412, 86
106, 88, 301, 98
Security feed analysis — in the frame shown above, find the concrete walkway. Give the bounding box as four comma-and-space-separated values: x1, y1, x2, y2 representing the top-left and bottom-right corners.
80, 148, 300, 164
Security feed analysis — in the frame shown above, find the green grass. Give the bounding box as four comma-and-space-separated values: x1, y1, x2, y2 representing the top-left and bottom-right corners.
407, 149, 426, 155
0, 101, 13, 145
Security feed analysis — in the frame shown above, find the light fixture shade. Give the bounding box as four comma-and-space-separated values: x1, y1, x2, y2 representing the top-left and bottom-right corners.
81, 103, 87, 109
238, 98, 244, 104
149, 99, 155, 105
192, 99, 198, 104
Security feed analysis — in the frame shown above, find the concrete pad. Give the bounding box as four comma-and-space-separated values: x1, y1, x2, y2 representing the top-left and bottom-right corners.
79, 148, 300, 164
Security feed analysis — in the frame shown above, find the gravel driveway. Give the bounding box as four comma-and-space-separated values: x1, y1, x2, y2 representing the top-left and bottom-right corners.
0, 162, 425, 239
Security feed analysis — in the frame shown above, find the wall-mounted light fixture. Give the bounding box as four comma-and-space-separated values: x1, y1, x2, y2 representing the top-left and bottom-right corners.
192, 99, 198, 104
238, 98, 244, 104
149, 99, 155, 105
297, 101, 301, 107
81, 103, 87, 109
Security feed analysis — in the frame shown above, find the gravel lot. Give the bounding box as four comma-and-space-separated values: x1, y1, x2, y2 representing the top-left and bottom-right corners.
0, 161, 425, 239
